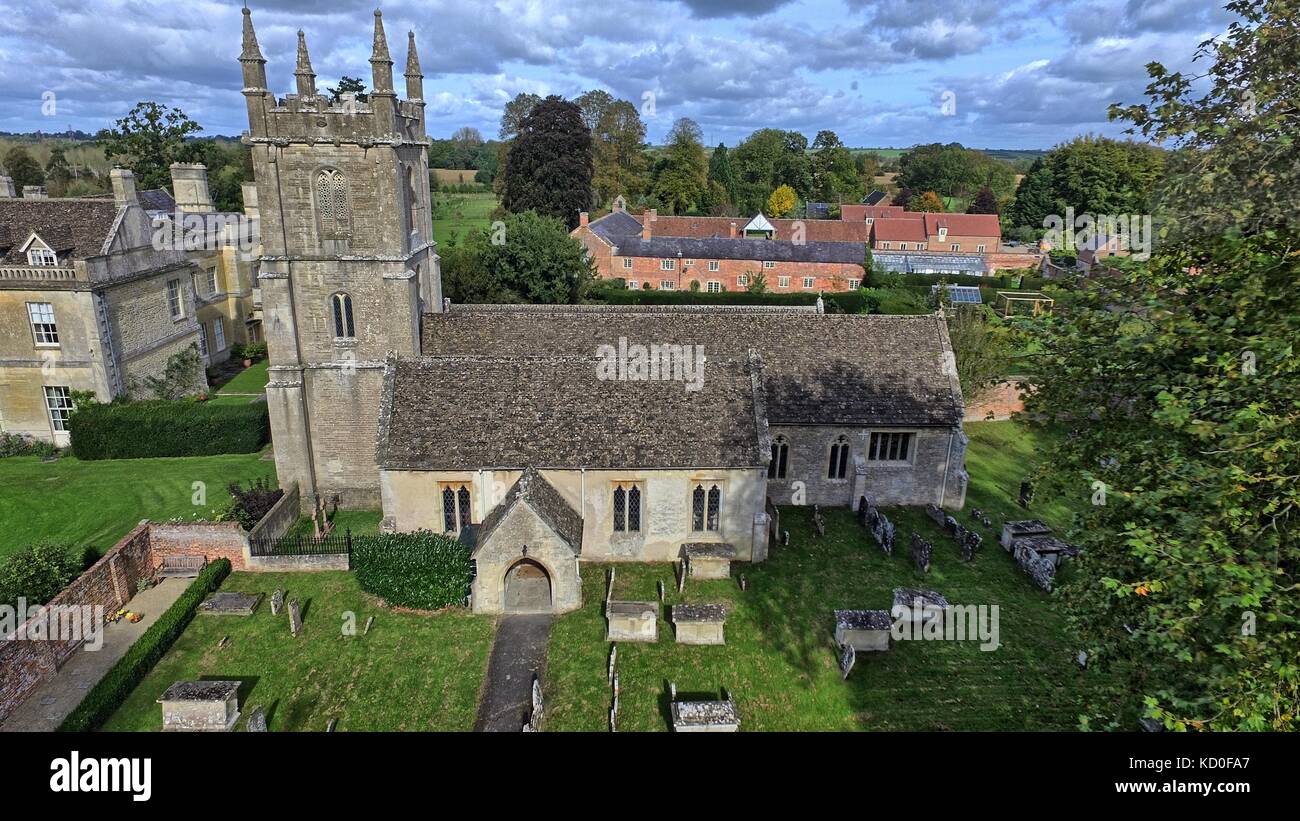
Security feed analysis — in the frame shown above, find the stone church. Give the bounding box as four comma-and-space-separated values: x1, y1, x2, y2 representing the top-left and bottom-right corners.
240, 8, 967, 616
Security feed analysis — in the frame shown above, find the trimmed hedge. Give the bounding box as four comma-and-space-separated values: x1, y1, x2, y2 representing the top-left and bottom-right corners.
586, 287, 869, 314
352, 532, 473, 611
69, 400, 269, 459
58, 558, 231, 732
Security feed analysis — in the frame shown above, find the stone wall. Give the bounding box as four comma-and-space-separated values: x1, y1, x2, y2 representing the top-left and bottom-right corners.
247, 483, 300, 544
0, 523, 152, 724
246, 553, 350, 571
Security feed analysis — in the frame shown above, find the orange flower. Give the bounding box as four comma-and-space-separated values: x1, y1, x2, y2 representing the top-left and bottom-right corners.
1135, 584, 1150, 596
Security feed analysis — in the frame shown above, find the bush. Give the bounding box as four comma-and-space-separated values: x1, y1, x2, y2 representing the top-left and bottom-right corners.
352, 532, 473, 610
223, 478, 283, 530
0, 432, 59, 459
68, 400, 269, 459
58, 558, 231, 732
230, 341, 267, 362
0, 542, 81, 612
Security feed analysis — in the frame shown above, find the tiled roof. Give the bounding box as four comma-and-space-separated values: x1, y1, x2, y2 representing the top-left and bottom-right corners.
873, 219, 927, 242
420, 306, 963, 427
841, 204, 907, 222
377, 352, 769, 471
922, 212, 1000, 238
474, 467, 584, 554
0, 198, 120, 263
598, 213, 870, 243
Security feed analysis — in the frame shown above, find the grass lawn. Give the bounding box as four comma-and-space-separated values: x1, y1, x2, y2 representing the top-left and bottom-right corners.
212, 359, 269, 395
103, 571, 495, 731
0, 452, 277, 560
432, 191, 497, 244
286, 509, 384, 537
544, 420, 1101, 731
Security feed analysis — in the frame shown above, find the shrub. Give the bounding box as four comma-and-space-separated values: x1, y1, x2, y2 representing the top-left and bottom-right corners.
352, 532, 473, 610
223, 478, 283, 530
58, 558, 231, 732
230, 341, 268, 362
0, 432, 59, 459
0, 542, 81, 612
68, 400, 269, 459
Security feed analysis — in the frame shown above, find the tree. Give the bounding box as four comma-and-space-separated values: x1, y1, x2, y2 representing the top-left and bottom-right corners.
585, 93, 648, 206
766, 184, 797, 218
811, 130, 863, 202
327, 76, 368, 103
2, 146, 45, 190
99, 102, 202, 190
0, 542, 81, 612
652, 118, 707, 215
898, 142, 1017, 199
946, 305, 1014, 402
855, 152, 883, 190
707, 143, 738, 207
967, 186, 999, 214
891, 187, 913, 207
175, 138, 252, 211
1006, 158, 1055, 233
913, 191, 945, 212
730, 128, 812, 214
470, 211, 594, 303
498, 92, 542, 140
500, 96, 594, 229
1024, 0, 1300, 731
745, 270, 768, 294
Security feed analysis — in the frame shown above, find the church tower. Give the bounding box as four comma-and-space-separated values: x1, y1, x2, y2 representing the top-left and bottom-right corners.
241, 8, 442, 506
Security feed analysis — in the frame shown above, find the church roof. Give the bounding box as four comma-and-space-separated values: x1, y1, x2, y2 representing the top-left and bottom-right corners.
420, 306, 963, 427
474, 467, 584, 554
376, 351, 769, 471
0, 198, 120, 264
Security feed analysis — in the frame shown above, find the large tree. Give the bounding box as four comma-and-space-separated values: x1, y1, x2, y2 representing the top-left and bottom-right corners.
707, 143, 738, 208
99, 102, 202, 190
898, 142, 1017, 200
500, 96, 594, 229
729, 128, 813, 214
651, 118, 708, 215
1024, 0, 1299, 731
578, 91, 648, 206
467, 211, 594, 303
811, 130, 862, 202
2, 146, 45, 190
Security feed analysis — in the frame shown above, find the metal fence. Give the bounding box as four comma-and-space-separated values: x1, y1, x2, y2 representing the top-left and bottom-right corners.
249, 529, 353, 558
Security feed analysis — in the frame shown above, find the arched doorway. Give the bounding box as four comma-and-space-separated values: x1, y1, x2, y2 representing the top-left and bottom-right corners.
504, 559, 552, 613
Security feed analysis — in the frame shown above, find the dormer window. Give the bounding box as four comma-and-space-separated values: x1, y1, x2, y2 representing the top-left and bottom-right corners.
27, 247, 57, 266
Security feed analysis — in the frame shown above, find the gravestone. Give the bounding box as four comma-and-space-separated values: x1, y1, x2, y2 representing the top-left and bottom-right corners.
671, 698, 741, 733
658, 580, 665, 602
839, 642, 856, 680
910, 533, 933, 574
530, 676, 544, 730
959, 529, 983, 561
677, 560, 687, 594
1016, 546, 1056, 591
682, 543, 736, 579
944, 515, 959, 535
782, 530, 790, 547
892, 587, 951, 625
326, 719, 336, 732
610, 708, 617, 733
738, 574, 747, 592
925, 503, 947, 528
270, 589, 284, 616
1018, 480, 1035, 508
199, 591, 263, 616
671, 603, 728, 645
158, 680, 241, 732
982, 516, 993, 528
363, 616, 374, 635
857, 496, 869, 526
246, 705, 267, 732
606, 600, 659, 642
970, 507, 983, 521
867, 506, 896, 556
606, 567, 615, 604
835, 610, 892, 652
811, 505, 826, 538
287, 599, 302, 637
1001, 520, 1054, 551
612, 672, 620, 697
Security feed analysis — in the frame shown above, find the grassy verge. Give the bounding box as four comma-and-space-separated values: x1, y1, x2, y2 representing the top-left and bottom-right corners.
0, 452, 276, 560
211, 359, 269, 395
432, 191, 497, 244
102, 570, 495, 731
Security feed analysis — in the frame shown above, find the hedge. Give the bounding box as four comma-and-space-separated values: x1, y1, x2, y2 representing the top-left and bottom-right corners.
352, 532, 473, 610
69, 400, 270, 459
586, 287, 869, 314
58, 558, 231, 732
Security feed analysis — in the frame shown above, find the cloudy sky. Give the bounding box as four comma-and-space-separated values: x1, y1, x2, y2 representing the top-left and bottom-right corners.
0, 0, 1233, 148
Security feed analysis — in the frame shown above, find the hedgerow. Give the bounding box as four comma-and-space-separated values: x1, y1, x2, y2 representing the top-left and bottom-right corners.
352, 532, 473, 611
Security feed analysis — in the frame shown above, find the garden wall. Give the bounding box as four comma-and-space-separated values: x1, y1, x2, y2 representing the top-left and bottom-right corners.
247, 483, 300, 544
149, 522, 250, 571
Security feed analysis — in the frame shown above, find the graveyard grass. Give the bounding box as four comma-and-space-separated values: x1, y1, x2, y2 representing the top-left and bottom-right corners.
102, 571, 495, 731
543, 420, 1103, 731
0, 451, 277, 561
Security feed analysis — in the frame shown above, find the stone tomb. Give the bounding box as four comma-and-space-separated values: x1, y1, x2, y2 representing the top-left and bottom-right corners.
1011, 534, 1079, 568
1001, 520, 1053, 550
158, 680, 241, 732
833, 609, 893, 652
606, 600, 659, 642
671, 603, 727, 645
670, 697, 740, 733
892, 587, 951, 626
198, 591, 263, 616
681, 542, 737, 579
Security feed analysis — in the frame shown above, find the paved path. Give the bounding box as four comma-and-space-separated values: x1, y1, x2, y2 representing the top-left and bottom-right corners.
0, 577, 188, 732
474, 614, 552, 732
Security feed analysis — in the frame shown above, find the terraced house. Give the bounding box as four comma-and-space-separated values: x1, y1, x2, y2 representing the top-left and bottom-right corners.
0, 170, 207, 445
241, 9, 968, 616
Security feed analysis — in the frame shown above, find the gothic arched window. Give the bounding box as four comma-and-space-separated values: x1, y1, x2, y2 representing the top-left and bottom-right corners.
828, 435, 850, 480
612, 483, 642, 533
769, 436, 789, 479
315, 168, 351, 239
692, 483, 721, 532
331, 292, 355, 338
442, 482, 473, 532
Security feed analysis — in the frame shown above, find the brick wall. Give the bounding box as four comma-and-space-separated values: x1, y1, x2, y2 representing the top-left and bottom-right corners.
149, 521, 249, 571
0, 522, 152, 724
602, 255, 865, 294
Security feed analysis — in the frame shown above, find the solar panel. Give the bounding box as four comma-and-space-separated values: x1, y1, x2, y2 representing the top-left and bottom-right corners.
930, 284, 983, 304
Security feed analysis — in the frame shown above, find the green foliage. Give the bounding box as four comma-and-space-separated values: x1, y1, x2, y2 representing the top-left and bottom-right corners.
500, 96, 594, 229
69, 400, 269, 460
946, 305, 1017, 400
811, 130, 863, 202
897, 142, 1017, 200
327, 76, 368, 103
98, 102, 202, 190
729, 129, 813, 214
452, 210, 593, 303
222, 478, 283, 531
175, 138, 252, 212
352, 532, 474, 610
58, 559, 231, 732
2, 145, 45, 189
0, 432, 59, 459
135, 344, 205, 400
858, 287, 930, 315
578, 90, 648, 206
0, 542, 82, 612
766, 183, 797, 217
229, 341, 267, 363
652, 118, 708, 215
707, 143, 739, 207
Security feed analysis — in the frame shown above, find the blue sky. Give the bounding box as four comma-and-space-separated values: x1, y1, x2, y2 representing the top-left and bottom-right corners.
0, 0, 1233, 148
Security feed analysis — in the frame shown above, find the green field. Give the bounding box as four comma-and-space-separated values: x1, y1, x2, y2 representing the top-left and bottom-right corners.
432, 191, 497, 245
0, 452, 276, 559
102, 571, 495, 731
544, 421, 1100, 731
211, 359, 269, 395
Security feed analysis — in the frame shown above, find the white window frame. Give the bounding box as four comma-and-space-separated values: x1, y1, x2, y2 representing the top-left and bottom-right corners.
27, 247, 57, 266
205, 267, 219, 294
659, 280, 676, 291
626, 279, 639, 289
847, 278, 860, 289
708, 260, 720, 272
44, 386, 73, 433
865, 217, 874, 225
951, 243, 961, 251
976, 244, 987, 252
166, 279, 184, 319
880, 241, 891, 249
661, 259, 675, 271
778, 276, 791, 288
736, 274, 747, 288
684, 259, 695, 266
623, 257, 633, 269
212, 318, 227, 351
706, 280, 721, 293
803, 277, 815, 290
27, 302, 59, 346
762, 261, 776, 269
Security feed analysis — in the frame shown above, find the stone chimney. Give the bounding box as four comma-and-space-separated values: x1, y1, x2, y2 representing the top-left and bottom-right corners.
22, 185, 47, 199
170, 163, 214, 212
110, 167, 138, 207
241, 182, 259, 219
642, 208, 656, 240
0, 176, 15, 197
729, 222, 738, 238
579, 211, 589, 228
